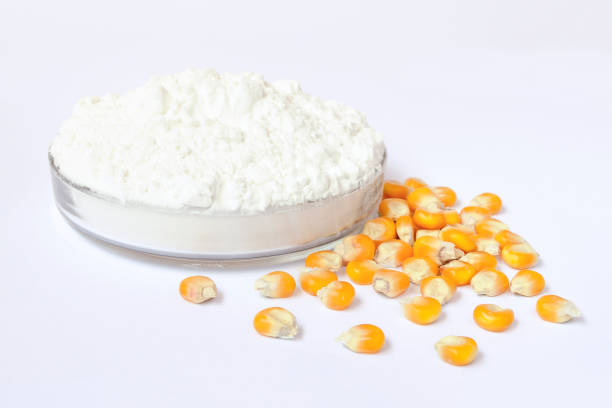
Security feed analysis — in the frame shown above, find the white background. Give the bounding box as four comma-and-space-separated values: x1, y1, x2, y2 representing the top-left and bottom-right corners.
1, 1, 611, 407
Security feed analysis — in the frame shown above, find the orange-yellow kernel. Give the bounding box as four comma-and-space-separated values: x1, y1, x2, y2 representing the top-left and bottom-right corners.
305, 250, 342, 272
440, 260, 477, 286
474, 235, 501, 256
404, 177, 427, 192
413, 207, 447, 230
374, 239, 413, 267
510, 270, 545, 297
396, 215, 416, 245
362, 217, 397, 244
537, 295, 581, 323
502, 242, 539, 269
495, 230, 527, 248
372, 269, 411, 298
317, 280, 355, 311
413, 236, 462, 265
346, 260, 381, 285
407, 186, 444, 211
378, 198, 411, 220
335, 234, 376, 263
402, 256, 439, 284
299, 269, 338, 296
253, 307, 298, 339
338, 324, 385, 354
475, 218, 509, 238
459, 251, 498, 272
432, 186, 457, 207
470, 193, 502, 214
443, 210, 461, 225
440, 225, 477, 253
473, 304, 514, 332
435, 336, 478, 366
460, 206, 490, 227
179, 276, 217, 304
254, 271, 296, 298
383, 180, 410, 199
402, 296, 442, 325
420, 275, 456, 304
470, 269, 509, 296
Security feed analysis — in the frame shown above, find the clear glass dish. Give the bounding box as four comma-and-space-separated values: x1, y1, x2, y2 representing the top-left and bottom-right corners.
49, 153, 385, 266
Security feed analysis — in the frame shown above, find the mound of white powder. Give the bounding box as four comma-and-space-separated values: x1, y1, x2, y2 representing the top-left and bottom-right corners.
50, 69, 385, 213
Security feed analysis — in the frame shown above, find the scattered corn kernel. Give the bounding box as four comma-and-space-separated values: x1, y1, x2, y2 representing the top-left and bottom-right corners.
372, 269, 411, 298
299, 268, 338, 296
443, 209, 461, 225
383, 180, 410, 199
459, 251, 498, 272
374, 239, 413, 267
317, 280, 355, 310
440, 260, 477, 286
510, 270, 545, 296
475, 218, 509, 238
420, 275, 456, 304
362, 217, 397, 244
379, 198, 411, 220
470, 269, 509, 296
432, 186, 457, 207
470, 192, 502, 214
536, 295, 581, 323
440, 224, 477, 253
435, 336, 478, 366
335, 234, 376, 263
460, 206, 490, 227
346, 260, 381, 285
474, 235, 501, 256
254, 271, 296, 298
404, 177, 427, 192
413, 207, 447, 230
402, 296, 442, 325
402, 256, 439, 284
413, 236, 462, 265
396, 215, 416, 245
305, 250, 342, 271
338, 324, 385, 353
501, 242, 539, 269
473, 304, 514, 332
416, 229, 440, 239
407, 186, 443, 211
179, 276, 217, 304
494, 230, 527, 248
253, 307, 298, 339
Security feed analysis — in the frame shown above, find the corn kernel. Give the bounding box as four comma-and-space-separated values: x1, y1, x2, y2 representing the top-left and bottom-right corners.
420, 275, 456, 304
460, 206, 490, 227
469, 192, 502, 214
402, 256, 439, 284
396, 215, 416, 245
501, 242, 539, 269
254, 271, 296, 298
374, 239, 413, 267
305, 250, 342, 271
338, 324, 385, 353
432, 186, 457, 207
334, 234, 376, 263
413, 207, 447, 230
372, 269, 411, 298
179, 276, 217, 304
474, 235, 500, 256
473, 304, 514, 332
383, 180, 410, 199
494, 230, 527, 248
404, 177, 427, 192
470, 269, 509, 296
416, 229, 440, 239
346, 260, 381, 285
443, 209, 461, 225
402, 296, 442, 325
299, 268, 338, 296
379, 198, 411, 220
537, 295, 581, 323
510, 270, 545, 296
253, 307, 298, 339
407, 186, 443, 211
475, 218, 509, 238
440, 224, 477, 253
413, 236, 462, 265
362, 217, 397, 244
440, 260, 477, 286
459, 251, 498, 272
317, 280, 355, 310
435, 336, 478, 366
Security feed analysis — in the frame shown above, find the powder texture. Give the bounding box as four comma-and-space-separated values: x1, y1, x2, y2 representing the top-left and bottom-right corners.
50, 69, 385, 213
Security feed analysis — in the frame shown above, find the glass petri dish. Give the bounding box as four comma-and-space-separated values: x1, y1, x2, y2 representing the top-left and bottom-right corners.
49, 152, 385, 266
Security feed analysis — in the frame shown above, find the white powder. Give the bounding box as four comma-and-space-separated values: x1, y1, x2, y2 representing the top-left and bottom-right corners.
50, 69, 384, 213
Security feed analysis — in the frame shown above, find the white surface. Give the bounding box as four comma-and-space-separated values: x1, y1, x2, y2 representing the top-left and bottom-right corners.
1, 1, 611, 407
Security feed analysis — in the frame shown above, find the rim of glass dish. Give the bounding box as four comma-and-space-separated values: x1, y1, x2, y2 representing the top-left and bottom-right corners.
48, 149, 386, 217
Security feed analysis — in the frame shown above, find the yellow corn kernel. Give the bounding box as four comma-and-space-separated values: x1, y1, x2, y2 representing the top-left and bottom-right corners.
179, 276, 217, 304
338, 324, 385, 354
396, 215, 416, 245
459, 251, 498, 272
510, 270, 545, 297
470, 192, 502, 214
407, 186, 443, 211
334, 234, 376, 263
299, 268, 338, 296
383, 180, 410, 199
537, 295, 581, 323
374, 239, 413, 267
413, 236, 463, 265
435, 336, 478, 366
470, 269, 509, 296
440, 260, 477, 286
473, 304, 514, 332
305, 250, 342, 272
317, 280, 355, 310
402, 296, 442, 325
372, 269, 411, 298
254, 271, 296, 298
501, 242, 539, 269
404, 177, 427, 192
253, 307, 298, 339
494, 230, 527, 248
440, 224, 477, 253
413, 207, 447, 230
475, 218, 509, 238
443, 209, 461, 225
432, 186, 457, 207
378, 198, 411, 220
362, 217, 397, 244
460, 206, 490, 227
346, 260, 381, 285
420, 275, 456, 304
416, 229, 440, 240
474, 235, 501, 256
402, 256, 439, 284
